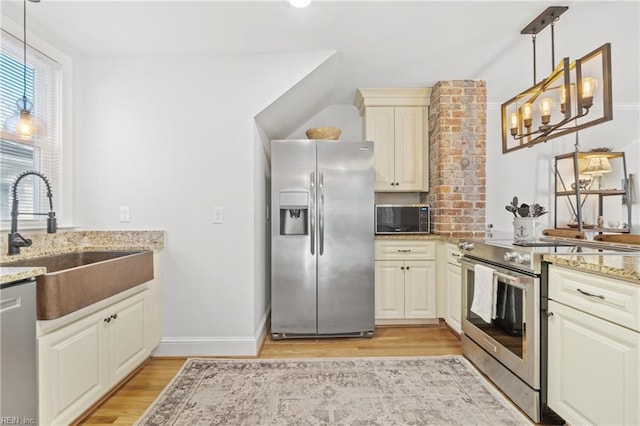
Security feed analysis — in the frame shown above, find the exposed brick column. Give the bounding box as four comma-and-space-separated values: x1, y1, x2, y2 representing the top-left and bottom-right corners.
424, 80, 486, 238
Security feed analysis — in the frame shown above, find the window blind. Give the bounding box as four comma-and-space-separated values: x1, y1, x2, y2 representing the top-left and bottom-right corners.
0, 29, 61, 223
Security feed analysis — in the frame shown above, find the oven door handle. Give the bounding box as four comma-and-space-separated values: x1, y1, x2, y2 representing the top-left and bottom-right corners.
493, 271, 528, 291
460, 258, 529, 291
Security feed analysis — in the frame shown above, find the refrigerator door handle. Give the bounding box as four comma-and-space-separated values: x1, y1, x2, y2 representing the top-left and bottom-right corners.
319, 172, 324, 255
310, 172, 315, 255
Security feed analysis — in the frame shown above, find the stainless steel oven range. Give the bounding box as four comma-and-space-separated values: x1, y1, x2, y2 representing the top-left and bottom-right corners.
459, 237, 639, 423
458, 238, 578, 423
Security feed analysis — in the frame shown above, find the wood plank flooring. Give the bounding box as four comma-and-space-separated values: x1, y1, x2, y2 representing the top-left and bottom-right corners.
79, 325, 461, 425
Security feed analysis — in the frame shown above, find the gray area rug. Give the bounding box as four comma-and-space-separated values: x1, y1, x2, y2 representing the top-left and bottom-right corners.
136, 356, 531, 425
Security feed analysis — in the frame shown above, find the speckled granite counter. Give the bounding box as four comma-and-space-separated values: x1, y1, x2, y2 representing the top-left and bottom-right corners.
544, 253, 640, 283
0, 230, 163, 285
375, 234, 444, 241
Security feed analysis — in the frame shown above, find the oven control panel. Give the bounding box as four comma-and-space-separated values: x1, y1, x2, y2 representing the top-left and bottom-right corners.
504, 251, 532, 265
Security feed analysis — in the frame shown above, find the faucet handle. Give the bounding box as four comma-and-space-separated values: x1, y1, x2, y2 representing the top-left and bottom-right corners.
8, 232, 32, 255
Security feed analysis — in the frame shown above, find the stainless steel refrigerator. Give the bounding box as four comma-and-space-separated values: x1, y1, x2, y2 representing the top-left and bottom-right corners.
271, 139, 374, 339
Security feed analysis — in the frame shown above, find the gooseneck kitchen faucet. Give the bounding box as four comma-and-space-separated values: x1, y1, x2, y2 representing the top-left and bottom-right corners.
8, 170, 57, 255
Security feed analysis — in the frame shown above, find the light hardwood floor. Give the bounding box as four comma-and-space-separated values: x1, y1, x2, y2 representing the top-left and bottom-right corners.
79, 325, 461, 425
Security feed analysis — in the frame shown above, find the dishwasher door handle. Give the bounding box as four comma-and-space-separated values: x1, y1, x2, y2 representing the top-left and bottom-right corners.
0, 296, 21, 314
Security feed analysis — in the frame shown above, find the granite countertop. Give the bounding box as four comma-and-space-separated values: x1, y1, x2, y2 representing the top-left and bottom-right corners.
544, 252, 640, 283
375, 234, 444, 241
0, 230, 163, 285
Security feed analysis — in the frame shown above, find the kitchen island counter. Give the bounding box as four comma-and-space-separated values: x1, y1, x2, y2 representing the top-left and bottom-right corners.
544, 252, 640, 283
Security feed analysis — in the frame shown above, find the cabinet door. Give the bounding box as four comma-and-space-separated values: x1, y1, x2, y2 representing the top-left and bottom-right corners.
38, 309, 108, 426
444, 262, 462, 333
374, 260, 405, 319
364, 107, 396, 191
394, 107, 424, 191
404, 260, 436, 319
108, 291, 148, 385
548, 300, 640, 426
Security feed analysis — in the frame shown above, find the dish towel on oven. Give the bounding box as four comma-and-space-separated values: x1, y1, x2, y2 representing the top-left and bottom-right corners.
471, 263, 497, 323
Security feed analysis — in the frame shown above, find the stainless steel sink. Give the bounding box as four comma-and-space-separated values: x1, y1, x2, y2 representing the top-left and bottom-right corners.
0, 250, 154, 320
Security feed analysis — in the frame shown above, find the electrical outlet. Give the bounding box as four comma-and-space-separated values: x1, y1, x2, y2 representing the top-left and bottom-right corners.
213, 206, 224, 224
119, 206, 130, 223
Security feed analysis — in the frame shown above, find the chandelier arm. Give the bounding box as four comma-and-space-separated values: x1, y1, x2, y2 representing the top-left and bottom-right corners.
511, 110, 591, 141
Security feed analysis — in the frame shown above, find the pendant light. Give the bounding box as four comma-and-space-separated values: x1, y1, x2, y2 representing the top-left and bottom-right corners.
3, 0, 45, 140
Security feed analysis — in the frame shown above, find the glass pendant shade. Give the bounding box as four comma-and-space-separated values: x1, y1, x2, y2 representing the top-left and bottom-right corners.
3, 96, 45, 139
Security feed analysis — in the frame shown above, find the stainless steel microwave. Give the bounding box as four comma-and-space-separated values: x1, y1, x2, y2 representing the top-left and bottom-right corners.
375, 204, 430, 234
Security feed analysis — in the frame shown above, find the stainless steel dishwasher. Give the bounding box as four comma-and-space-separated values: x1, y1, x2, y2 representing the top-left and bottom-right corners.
1, 278, 37, 424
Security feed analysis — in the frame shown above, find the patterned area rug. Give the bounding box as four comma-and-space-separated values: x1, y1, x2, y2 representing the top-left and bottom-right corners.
136, 356, 531, 425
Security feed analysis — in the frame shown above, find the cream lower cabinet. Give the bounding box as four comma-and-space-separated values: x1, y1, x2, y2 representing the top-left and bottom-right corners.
38, 290, 149, 426
442, 243, 462, 333
547, 265, 640, 426
374, 241, 436, 323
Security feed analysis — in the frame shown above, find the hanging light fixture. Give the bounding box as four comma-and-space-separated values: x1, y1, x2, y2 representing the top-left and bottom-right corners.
3, 0, 45, 140
501, 6, 613, 154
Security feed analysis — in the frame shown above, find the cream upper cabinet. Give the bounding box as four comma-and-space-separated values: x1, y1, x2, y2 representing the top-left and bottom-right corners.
547, 265, 640, 426
355, 88, 430, 192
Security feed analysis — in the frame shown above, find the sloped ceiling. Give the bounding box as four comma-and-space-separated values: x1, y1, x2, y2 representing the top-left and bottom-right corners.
255, 51, 338, 142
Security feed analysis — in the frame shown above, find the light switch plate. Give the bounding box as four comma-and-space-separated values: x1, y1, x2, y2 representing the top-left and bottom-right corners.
119, 206, 130, 223
213, 206, 224, 224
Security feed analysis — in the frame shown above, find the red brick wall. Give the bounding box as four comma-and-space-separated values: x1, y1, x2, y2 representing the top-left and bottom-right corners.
423, 80, 487, 237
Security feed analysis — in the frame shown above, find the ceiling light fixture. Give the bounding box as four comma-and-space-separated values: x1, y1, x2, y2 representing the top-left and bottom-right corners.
3, 0, 45, 140
288, 0, 312, 8
501, 6, 612, 154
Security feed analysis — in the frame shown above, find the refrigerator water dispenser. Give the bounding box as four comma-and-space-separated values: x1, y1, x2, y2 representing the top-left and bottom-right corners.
279, 191, 308, 235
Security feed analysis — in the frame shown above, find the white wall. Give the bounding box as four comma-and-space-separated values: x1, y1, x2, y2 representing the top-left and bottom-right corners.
75, 51, 336, 355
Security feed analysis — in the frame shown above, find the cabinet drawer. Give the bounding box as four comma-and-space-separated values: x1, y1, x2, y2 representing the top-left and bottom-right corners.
375, 241, 436, 260
446, 243, 462, 265
549, 265, 640, 332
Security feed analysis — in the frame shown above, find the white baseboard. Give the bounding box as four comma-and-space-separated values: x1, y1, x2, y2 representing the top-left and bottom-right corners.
152, 305, 271, 357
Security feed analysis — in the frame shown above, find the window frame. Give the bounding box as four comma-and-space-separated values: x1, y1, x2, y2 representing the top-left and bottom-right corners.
0, 13, 74, 231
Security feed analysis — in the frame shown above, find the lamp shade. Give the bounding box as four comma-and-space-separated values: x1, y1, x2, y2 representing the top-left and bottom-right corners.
581, 156, 612, 175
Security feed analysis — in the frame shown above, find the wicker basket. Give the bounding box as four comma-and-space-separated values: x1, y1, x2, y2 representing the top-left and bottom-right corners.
305, 127, 341, 140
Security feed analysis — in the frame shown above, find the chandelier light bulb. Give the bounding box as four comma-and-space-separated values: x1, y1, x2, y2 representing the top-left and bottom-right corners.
522, 103, 533, 128
558, 85, 569, 114
539, 97, 553, 127
581, 77, 596, 109
288, 0, 311, 8
509, 112, 518, 136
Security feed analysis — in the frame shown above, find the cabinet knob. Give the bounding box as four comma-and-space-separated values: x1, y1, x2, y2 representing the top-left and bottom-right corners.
400, 266, 405, 270
547, 312, 554, 318
104, 317, 111, 323
390, 182, 395, 186
395, 182, 399, 186
406, 266, 410, 270
111, 313, 118, 320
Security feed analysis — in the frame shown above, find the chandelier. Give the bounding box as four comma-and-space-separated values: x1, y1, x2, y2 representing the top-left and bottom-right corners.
501, 7, 612, 154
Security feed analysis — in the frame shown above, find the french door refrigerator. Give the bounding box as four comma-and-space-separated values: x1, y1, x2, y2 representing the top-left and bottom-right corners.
271, 139, 374, 339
